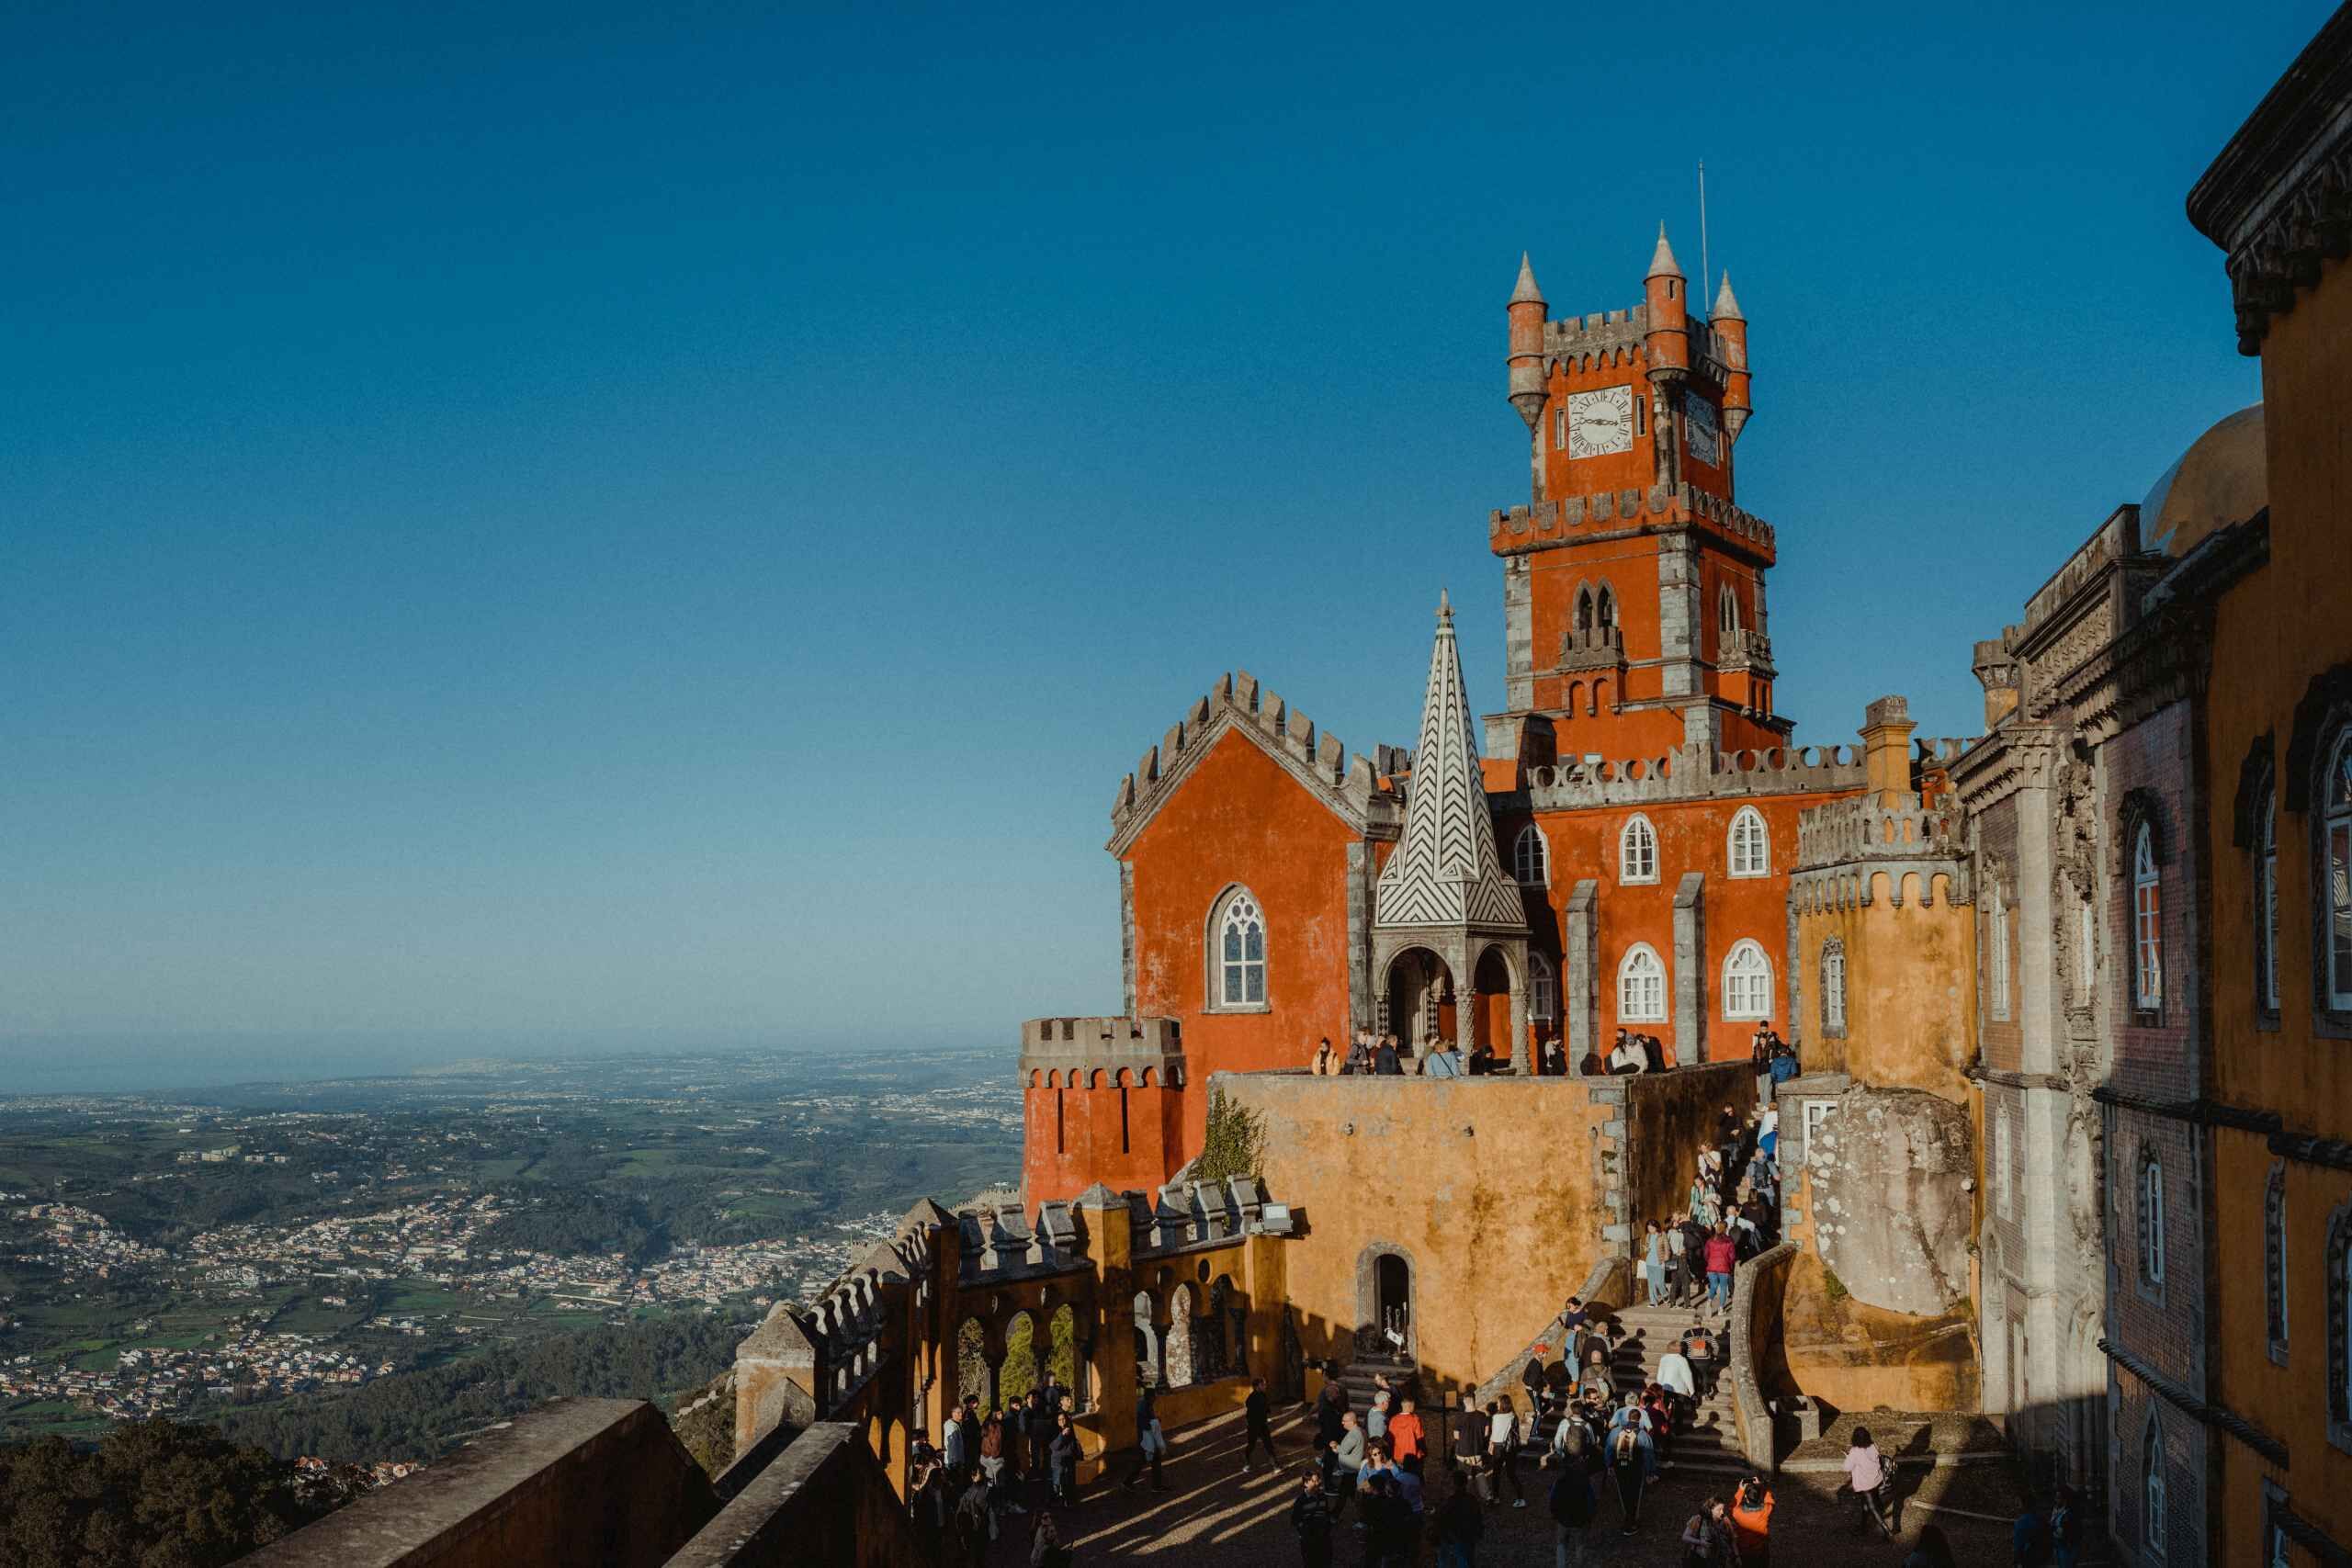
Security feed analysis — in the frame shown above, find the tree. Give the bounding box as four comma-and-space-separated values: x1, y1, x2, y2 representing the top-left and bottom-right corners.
0, 1420, 334, 1568
1192, 1086, 1265, 1185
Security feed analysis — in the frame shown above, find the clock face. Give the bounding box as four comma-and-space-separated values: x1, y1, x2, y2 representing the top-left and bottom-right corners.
1685, 396, 1721, 468
1566, 386, 1634, 459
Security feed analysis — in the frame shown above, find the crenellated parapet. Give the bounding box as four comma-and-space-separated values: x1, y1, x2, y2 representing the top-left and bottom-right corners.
1488, 480, 1776, 562
1523, 736, 1972, 812
1106, 671, 1402, 852
1020, 1016, 1184, 1089
1794, 795, 1964, 870
1128, 1175, 1269, 1258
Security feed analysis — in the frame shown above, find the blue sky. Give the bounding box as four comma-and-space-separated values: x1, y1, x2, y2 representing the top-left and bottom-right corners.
0, 2, 2312, 1087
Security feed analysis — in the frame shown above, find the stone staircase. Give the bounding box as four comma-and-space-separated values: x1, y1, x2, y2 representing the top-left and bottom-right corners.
1537, 1303, 1747, 1479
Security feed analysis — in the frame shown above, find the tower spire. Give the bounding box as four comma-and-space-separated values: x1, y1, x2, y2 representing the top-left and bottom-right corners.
1510, 252, 1544, 305
1646, 222, 1684, 280
1712, 271, 1744, 321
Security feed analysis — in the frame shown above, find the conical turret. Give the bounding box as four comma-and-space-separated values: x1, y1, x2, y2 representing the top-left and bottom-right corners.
1644, 223, 1690, 389
1645, 223, 1684, 280
1712, 271, 1752, 443
1507, 253, 1549, 431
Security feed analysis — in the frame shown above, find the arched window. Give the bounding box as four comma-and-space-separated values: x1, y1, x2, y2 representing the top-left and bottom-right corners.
1575, 586, 1595, 635
2267, 1161, 2289, 1358
1620, 815, 1658, 885
1718, 583, 1742, 634
2138, 1145, 2167, 1287
1212, 888, 1267, 1010
1722, 939, 1773, 1021
1513, 823, 1549, 887
1989, 881, 2012, 1022
2143, 1415, 2168, 1560
1728, 807, 1770, 877
2133, 823, 2164, 1014
1595, 585, 1616, 633
2257, 788, 2280, 1014
2330, 1203, 2352, 1439
2325, 732, 2352, 1010
1821, 940, 1848, 1035
1529, 952, 1556, 1021
1618, 944, 1667, 1023
1996, 1108, 2014, 1222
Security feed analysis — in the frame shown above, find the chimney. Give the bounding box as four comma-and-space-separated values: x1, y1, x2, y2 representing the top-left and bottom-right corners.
1973, 637, 2020, 729
1860, 694, 1917, 806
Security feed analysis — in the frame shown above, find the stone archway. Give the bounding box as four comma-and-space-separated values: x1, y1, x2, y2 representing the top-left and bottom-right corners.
1353, 1243, 1418, 1365
1473, 943, 1518, 1056
1382, 947, 1455, 1049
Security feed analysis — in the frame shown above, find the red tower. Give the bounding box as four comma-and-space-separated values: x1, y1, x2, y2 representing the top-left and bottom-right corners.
1488, 233, 1783, 764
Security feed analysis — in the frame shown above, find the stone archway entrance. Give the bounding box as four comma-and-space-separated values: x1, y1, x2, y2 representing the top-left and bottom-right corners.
1354, 1244, 1416, 1365
1382, 947, 1455, 1048
1472, 945, 1516, 1055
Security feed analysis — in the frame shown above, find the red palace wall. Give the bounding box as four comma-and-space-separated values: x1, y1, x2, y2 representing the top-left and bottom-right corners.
1023, 1066, 1182, 1205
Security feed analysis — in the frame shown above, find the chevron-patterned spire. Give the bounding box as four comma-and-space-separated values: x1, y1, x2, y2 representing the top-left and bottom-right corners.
1374, 592, 1527, 931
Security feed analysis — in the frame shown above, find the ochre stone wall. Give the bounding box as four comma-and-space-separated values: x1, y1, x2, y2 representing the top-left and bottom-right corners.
1793, 881, 1974, 1100
1125, 728, 1364, 1155
1623, 1062, 1754, 1230
2207, 248, 2352, 1564
1221, 1072, 1611, 1397
1776, 1247, 1979, 1416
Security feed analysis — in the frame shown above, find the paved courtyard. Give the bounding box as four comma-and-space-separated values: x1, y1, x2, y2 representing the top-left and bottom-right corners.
1027, 1406, 2026, 1565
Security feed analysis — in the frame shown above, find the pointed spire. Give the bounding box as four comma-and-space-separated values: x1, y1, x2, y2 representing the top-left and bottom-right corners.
1510, 252, 1544, 306
1646, 222, 1683, 280
1712, 271, 1744, 321
1438, 587, 1453, 626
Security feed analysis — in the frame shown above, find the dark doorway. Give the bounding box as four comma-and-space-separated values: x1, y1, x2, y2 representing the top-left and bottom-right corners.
1376, 1254, 1410, 1348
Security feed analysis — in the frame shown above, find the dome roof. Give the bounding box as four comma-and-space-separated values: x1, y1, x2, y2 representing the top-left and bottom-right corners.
2141, 403, 2265, 558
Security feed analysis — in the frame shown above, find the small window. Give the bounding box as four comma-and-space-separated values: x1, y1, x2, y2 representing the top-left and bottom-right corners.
1212, 888, 1267, 1010
2139, 1146, 2167, 1286
1530, 952, 1556, 1021
1821, 940, 1848, 1034
1729, 807, 1770, 877
1618, 944, 1667, 1023
1801, 1100, 1836, 1157
2258, 788, 2280, 1013
1596, 586, 1616, 633
1722, 939, 1773, 1021
1989, 885, 2012, 1022
1513, 823, 1550, 887
2143, 1416, 2168, 1560
2134, 824, 2164, 1014
2077, 900, 2097, 1010
1553, 404, 1566, 451
2267, 1161, 2289, 1357
1635, 395, 1647, 437
1718, 583, 1742, 635
1621, 815, 1658, 885
2325, 733, 2352, 1010
1996, 1109, 2014, 1222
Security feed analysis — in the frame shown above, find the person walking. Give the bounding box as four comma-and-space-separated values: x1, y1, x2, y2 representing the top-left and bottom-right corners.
1680, 1496, 1740, 1564
1315, 1376, 1350, 1451
1843, 1426, 1893, 1538
1241, 1376, 1279, 1472
1605, 1419, 1647, 1534
1388, 1395, 1427, 1477
953, 1465, 994, 1568
1290, 1469, 1337, 1568
1432, 1473, 1484, 1568
1123, 1385, 1167, 1493
1703, 1225, 1738, 1318
910, 1452, 954, 1561
1028, 1510, 1071, 1568
1730, 1473, 1775, 1567
1328, 1409, 1366, 1518
1548, 1448, 1595, 1568
2048, 1483, 2085, 1568
1359, 1474, 1408, 1568
1643, 1221, 1668, 1306
1046, 1413, 1080, 1509
1486, 1400, 1526, 1507
2011, 1495, 2051, 1566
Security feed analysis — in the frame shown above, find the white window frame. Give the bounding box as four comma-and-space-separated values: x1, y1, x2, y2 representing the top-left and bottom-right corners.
2133, 823, 2164, 1013
1996, 1109, 2014, 1222
2326, 733, 2352, 1010
1529, 951, 1556, 1021
1822, 941, 1848, 1032
1989, 885, 2012, 1022
1620, 814, 1659, 885
1513, 823, 1549, 888
2077, 899, 2097, 1010
1617, 943, 1668, 1023
1801, 1100, 1836, 1160
2140, 1147, 2167, 1287
1208, 886, 1268, 1011
1728, 807, 1770, 878
1722, 939, 1774, 1021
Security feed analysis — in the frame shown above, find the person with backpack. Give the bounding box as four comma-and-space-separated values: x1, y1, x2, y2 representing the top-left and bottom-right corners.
1548, 1447, 1596, 1567
1680, 1496, 1740, 1564
1844, 1426, 1894, 1538
1703, 1225, 1738, 1318
1485, 1400, 1526, 1507
1605, 1418, 1649, 1534
1290, 1469, 1337, 1568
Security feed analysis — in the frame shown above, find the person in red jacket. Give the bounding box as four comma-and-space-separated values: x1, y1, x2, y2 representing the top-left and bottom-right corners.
1387, 1396, 1427, 1476
1703, 1225, 1738, 1318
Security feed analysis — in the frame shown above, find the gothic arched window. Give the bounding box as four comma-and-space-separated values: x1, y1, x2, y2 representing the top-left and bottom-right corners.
1595, 585, 1616, 633
1718, 583, 1742, 635
1575, 586, 1595, 635
1821, 939, 1849, 1035
2138, 1144, 2167, 1288
1210, 887, 1267, 1010
2267, 1161, 2289, 1359
1729, 807, 1770, 877
1618, 944, 1667, 1023
2257, 786, 2280, 1015
1723, 939, 1773, 1021
1513, 824, 1549, 887
2134, 823, 2165, 1015
1620, 815, 1658, 885
1529, 951, 1556, 1022
1989, 881, 2013, 1022
2325, 731, 2352, 1011
2143, 1414, 2168, 1560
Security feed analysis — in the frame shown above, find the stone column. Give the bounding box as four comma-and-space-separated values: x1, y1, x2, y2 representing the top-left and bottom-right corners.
1509, 957, 1530, 1074
1566, 880, 1600, 1074
1673, 873, 1707, 1064
1504, 557, 1535, 711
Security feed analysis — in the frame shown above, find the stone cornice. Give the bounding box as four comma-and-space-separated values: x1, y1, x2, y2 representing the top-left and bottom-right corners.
2100, 1337, 2290, 1468
2187, 5, 2352, 354
1947, 723, 2059, 810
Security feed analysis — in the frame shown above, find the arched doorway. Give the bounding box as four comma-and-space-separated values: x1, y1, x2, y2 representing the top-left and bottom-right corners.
1473, 945, 1516, 1055
1354, 1244, 1416, 1365
1383, 948, 1455, 1049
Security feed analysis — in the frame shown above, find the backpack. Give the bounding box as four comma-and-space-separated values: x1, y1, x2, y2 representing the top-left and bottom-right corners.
1613, 1427, 1642, 1468
1554, 1418, 1589, 1461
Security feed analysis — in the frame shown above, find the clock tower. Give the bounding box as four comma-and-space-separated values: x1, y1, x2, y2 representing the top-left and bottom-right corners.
1491, 230, 1783, 763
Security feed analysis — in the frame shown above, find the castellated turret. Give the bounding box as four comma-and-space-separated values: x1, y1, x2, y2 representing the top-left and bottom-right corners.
1641, 224, 1690, 387
1506, 253, 1548, 429
1712, 272, 1751, 444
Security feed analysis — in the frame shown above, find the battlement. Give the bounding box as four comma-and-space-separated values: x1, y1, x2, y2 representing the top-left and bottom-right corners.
2022, 504, 2144, 635
1537, 310, 1729, 384
1522, 736, 1971, 810
1108, 670, 1401, 843
1794, 794, 1963, 870
1021, 1016, 1186, 1089
1488, 481, 1776, 560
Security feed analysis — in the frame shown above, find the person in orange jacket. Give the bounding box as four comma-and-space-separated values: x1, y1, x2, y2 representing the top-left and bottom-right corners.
1730, 1473, 1776, 1566
1386, 1395, 1427, 1476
